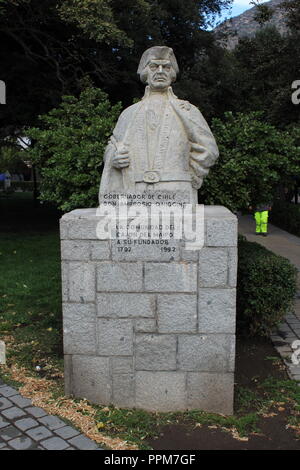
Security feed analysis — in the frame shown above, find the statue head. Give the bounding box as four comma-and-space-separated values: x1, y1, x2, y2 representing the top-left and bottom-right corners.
137, 46, 179, 91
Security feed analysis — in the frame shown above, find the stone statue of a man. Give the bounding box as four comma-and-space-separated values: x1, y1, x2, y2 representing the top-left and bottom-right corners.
99, 46, 219, 202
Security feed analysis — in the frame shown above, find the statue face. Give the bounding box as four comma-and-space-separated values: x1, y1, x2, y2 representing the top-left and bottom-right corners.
146, 59, 175, 90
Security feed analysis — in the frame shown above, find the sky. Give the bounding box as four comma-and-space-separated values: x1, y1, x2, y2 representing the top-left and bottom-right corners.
230, 0, 256, 16
217, 0, 258, 23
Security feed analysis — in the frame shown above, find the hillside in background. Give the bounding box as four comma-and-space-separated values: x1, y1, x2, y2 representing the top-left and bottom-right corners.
214, 0, 291, 49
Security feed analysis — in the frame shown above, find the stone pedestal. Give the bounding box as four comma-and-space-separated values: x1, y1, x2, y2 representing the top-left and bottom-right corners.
60, 206, 237, 414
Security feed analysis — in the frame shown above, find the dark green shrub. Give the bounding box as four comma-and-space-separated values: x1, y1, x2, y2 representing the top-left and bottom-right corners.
237, 236, 297, 336
26, 87, 121, 212
199, 112, 300, 212
270, 200, 300, 237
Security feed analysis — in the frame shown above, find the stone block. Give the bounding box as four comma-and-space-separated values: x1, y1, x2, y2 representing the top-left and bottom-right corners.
41, 436, 69, 450
27, 425, 53, 441
9, 395, 32, 408
111, 357, 133, 374
199, 248, 228, 287
64, 355, 72, 396
72, 356, 111, 404
0, 425, 21, 441
90, 241, 111, 260
68, 262, 95, 302
38, 415, 65, 431
97, 262, 143, 292
25, 407, 47, 418
63, 303, 96, 354
55, 426, 80, 439
111, 240, 181, 262
178, 334, 235, 372
0, 397, 13, 410
15, 418, 39, 431
198, 289, 236, 334
0, 386, 18, 397
9, 437, 36, 450
2, 407, 26, 420
187, 373, 234, 414
134, 318, 157, 333
61, 240, 90, 261
97, 319, 133, 355
60, 206, 237, 413
112, 374, 135, 408
135, 334, 176, 370
157, 294, 197, 333
144, 262, 197, 292
180, 247, 199, 262
205, 207, 237, 247
68, 434, 99, 450
136, 372, 186, 411
228, 247, 238, 287
61, 262, 69, 301
68, 220, 99, 240
59, 218, 70, 240
97, 293, 155, 318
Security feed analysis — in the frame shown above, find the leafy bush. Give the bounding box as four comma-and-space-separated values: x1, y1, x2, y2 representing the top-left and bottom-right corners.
26, 87, 121, 212
200, 112, 300, 212
270, 200, 300, 237
237, 236, 297, 336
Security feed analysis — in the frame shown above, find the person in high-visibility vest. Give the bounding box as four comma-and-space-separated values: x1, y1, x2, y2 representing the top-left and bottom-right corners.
249, 203, 272, 236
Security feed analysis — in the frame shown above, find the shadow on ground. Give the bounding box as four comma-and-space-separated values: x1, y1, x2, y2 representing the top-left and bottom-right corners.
148, 338, 300, 450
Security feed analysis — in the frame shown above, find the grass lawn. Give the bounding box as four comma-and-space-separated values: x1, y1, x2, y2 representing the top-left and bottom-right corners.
0, 192, 299, 450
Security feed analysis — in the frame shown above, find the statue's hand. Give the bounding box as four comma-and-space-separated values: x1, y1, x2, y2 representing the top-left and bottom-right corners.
112, 147, 130, 169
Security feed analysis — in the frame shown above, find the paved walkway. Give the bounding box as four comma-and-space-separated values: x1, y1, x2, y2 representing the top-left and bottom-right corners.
238, 214, 300, 382
0, 379, 101, 450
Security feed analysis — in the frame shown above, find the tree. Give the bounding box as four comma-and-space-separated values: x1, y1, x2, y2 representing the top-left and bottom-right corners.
0, 0, 233, 139
199, 112, 300, 211
26, 87, 121, 211
232, 26, 300, 127
251, 0, 274, 27
281, 0, 300, 31
26, 96, 300, 213
0, 145, 25, 174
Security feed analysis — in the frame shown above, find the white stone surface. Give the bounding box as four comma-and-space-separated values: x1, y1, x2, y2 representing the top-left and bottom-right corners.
198, 289, 236, 334
97, 293, 155, 318
90, 241, 111, 260
157, 294, 197, 333
61, 205, 237, 413
198, 248, 228, 287
68, 262, 95, 302
144, 262, 197, 292
97, 262, 143, 292
99, 46, 219, 201
72, 356, 111, 404
178, 334, 235, 372
61, 240, 90, 261
97, 319, 133, 355
134, 318, 157, 333
187, 373, 234, 414
205, 209, 238, 247
135, 372, 187, 412
135, 334, 177, 371
63, 303, 96, 354
112, 374, 135, 408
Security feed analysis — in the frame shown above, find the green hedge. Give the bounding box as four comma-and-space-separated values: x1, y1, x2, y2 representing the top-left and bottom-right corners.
270, 200, 300, 237
237, 236, 297, 336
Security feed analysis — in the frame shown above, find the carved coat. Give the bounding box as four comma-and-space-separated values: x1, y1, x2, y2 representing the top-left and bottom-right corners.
99, 87, 219, 196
